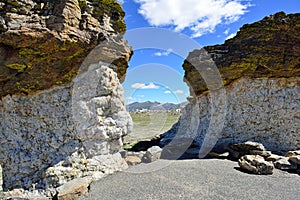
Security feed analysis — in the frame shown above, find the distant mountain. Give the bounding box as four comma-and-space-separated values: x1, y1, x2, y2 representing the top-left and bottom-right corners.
126, 101, 187, 112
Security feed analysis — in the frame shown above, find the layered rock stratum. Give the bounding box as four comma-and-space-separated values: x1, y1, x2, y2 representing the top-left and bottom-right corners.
162, 12, 300, 155
0, 0, 132, 193
0, 0, 131, 97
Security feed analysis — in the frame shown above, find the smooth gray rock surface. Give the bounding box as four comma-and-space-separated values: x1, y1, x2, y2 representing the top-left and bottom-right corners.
78, 159, 300, 200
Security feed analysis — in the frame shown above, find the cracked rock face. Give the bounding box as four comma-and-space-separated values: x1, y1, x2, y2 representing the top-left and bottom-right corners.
0, 0, 131, 97
0, 0, 132, 192
0, 63, 132, 190
170, 77, 300, 155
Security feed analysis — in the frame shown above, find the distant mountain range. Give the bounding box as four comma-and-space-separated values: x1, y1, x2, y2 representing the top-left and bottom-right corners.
126, 101, 188, 112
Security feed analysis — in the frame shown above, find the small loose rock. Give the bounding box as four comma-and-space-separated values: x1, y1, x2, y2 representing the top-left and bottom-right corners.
238, 155, 274, 175
125, 156, 142, 166
286, 150, 300, 157
56, 177, 92, 200
266, 154, 284, 162
288, 155, 300, 165
142, 146, 162, 163
274, 158, 298, 170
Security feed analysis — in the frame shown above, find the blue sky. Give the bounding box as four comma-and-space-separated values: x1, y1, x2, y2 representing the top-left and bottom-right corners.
120, 0, 300, 104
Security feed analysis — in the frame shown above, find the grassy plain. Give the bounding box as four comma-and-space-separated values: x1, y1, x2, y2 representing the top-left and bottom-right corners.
123, 111, 180, 144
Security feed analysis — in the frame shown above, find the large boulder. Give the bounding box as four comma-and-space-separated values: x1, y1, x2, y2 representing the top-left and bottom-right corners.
163, 12, 300, 154
183, 12, 300, 96
0, 0, 132, 193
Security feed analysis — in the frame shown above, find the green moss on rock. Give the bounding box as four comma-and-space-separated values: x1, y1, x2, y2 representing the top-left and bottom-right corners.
78, 0, 88, 12
7, 0, 22, 8
91, 0, 126, 33
6, 64, 27, 73
184, 12, 300, 96
0, 33, 96, 97
0, 0, 130, 97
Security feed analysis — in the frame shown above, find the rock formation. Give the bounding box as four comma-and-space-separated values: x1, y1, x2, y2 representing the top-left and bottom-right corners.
0, 0, 130, 97
0, 0, 132, 193
162, 12, 300, 155
184, 12, 300, 96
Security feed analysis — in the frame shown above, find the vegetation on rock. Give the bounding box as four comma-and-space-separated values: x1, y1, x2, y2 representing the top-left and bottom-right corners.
0, 35, 92, 96
0, 0, 129, 97
183, 12, 300, 96
91, 0, 126, 33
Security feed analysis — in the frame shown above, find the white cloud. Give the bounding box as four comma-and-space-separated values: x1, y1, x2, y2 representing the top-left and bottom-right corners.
154, 48, 173, 57
226, 33, 236, 40
164, 91, 172, 94
224, 29, 230, 35
174, 90, 184, 94
127, 96, 134, 101
131, 82, 160, 89
134, 0, 250, 37
117, 0, 124, 4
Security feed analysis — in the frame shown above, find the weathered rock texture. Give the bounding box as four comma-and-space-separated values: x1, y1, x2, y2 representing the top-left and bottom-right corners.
0, 62, 132, 191
162, 12, 300, 155
184, 12, 300, 96
0, 0, 132, 192
238, 155, 274, 175
0, 0, 130, 97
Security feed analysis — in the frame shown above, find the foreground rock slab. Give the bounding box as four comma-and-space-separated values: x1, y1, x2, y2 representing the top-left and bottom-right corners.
238, 155, 274, 175
78, 159, 300, 200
